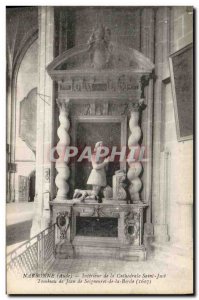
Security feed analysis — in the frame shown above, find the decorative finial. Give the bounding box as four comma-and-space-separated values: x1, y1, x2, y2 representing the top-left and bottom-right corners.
87, 24, 113, 70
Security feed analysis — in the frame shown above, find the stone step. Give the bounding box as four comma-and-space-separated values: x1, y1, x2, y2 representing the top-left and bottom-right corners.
151, 242, 193, 269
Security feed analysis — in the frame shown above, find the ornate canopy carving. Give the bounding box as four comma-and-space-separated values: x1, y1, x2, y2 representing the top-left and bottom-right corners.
47, 42, 154, 103
47, 42, 154, 81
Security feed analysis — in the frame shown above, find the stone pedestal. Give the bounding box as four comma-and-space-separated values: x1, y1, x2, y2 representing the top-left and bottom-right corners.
46, 27, 155, 256
51, 201, 148, 261
56, 241, 74, 259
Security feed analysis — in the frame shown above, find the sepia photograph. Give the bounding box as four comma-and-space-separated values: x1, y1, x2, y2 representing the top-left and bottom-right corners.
6, 5, 194, 295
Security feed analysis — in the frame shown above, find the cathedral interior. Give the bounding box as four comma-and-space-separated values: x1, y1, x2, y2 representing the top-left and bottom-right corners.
6, 6, 193, 294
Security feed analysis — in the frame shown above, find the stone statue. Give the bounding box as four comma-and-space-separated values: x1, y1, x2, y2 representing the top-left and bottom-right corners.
112, 170, 127, 201
87, 141, 110, 196
73, 189, 98, 202
103, 185, 113, 199
87, 24, 113, 70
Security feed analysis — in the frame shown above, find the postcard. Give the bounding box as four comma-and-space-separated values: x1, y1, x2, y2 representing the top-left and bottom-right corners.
6, 6, 194, 295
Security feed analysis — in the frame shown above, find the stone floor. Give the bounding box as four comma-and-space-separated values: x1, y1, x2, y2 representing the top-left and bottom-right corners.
48, 256, 193, 294
6, 202, 193, 294
50, 256, 192, 277
6, 202, 34, 252
6, 202, 34, 226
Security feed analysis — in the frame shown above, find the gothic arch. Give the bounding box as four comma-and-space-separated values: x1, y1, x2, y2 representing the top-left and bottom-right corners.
8, 27, 38, 158
7, 28, 38, 202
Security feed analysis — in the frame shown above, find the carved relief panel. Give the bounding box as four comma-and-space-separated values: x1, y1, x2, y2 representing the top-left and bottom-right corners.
53, 203, 145, 248
124, 210, 141, 245
56, 209, 71, 242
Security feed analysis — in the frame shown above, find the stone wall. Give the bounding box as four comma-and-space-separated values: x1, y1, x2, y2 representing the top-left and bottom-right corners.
74, 7, 141, 51
54, 7, 153, 55
171, 6, 193, 52
162, 6, 193, 244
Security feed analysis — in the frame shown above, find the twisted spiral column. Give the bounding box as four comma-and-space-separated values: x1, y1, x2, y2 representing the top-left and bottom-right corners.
127, 110, 142, 203
55, 99, 70, 200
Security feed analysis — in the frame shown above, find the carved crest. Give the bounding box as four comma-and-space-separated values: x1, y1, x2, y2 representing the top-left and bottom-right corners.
124, 211, 140, 244
56, 211, 70, 240
87, 24, 113, 70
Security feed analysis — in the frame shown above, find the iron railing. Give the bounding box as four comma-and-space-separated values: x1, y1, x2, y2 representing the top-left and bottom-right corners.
7, 223, 56, 276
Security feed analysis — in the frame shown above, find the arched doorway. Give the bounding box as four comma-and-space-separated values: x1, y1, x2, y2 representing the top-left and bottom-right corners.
28, 170, 36, 202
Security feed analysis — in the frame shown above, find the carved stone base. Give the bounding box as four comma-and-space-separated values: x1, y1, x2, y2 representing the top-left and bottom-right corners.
55, 241, 74, 259
119, 245, 147, 261
55, 241, 146, 261
50, 201, 148, 261
143, 222, 155, 256
72, 244, 120, 259
84, 198, 98, 204
102, 198, 128, 204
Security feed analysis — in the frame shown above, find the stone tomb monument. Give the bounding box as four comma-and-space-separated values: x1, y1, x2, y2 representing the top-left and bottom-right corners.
48, 24, 154, 260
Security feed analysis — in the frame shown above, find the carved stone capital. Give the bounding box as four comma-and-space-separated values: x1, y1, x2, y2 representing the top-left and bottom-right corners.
140, 71, 156, 99
56, 98, 70, 114
128, 102, 141, 112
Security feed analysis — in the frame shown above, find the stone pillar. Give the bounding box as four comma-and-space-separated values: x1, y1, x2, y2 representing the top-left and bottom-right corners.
152, 7, 170, 242
127, 110, 142, 203
7, 35, 17, 203
55, 99, 70, 200
143, 78, 155, 246
141, 8, 155, 60
176, 202, 193, 247
140, 8, 155, 243
6, 54, 14, 203
31, 7, 54, 236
